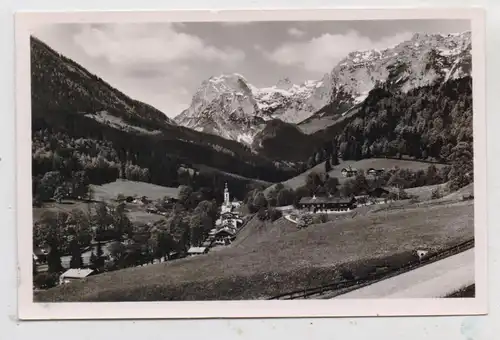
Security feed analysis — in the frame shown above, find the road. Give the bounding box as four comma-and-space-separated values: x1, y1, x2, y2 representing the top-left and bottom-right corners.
334, 248, 475, 299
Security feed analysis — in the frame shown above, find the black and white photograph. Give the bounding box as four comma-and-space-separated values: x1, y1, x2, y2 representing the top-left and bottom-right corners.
15, 9, 487, 319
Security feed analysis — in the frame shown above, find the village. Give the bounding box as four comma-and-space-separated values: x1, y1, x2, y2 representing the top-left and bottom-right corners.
33, 182, 247, 287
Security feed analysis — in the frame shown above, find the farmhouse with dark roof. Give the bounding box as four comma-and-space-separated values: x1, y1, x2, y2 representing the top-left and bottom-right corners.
298, 196, 357, 213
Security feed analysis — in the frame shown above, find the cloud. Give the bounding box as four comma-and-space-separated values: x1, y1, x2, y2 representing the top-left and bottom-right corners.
219, 22, 252, 26
253, 44, 263, 51
72, 23, 245, 68
265, 30, 413, 73
288, 27, 305, 38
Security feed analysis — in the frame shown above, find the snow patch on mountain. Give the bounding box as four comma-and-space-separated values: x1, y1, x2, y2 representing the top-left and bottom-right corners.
174, 73, 330, 144
85, 111, 162, 135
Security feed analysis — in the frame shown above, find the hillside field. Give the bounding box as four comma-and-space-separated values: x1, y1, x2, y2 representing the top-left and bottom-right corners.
35, 199, 473, 302
90, 180, 180, 202
33, 200, 92, 222
33, 180, 179, 223
264, 157, 448, 195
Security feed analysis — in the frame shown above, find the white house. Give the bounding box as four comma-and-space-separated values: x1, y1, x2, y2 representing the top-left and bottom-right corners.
59, 268, 95, 285
187, 247, 208, 256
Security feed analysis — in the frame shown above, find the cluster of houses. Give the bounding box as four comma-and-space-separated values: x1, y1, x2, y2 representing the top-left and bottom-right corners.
187, 183, 243, 256
341, 166, 386, 178
121, 196, 179, 216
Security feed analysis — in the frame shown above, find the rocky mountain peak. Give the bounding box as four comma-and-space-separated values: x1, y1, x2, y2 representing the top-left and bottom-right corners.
174, 31, 472, 143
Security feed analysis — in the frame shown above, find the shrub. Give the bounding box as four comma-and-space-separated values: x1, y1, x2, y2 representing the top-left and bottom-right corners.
339, 266, 355, 281
257, 207, 267, 221
312, 213, 328, 224
431, 187, 442, 199
267, 208, 283, 222
297, 214, 313, 228
33, 272, 59, 289
356, 195, 368, 205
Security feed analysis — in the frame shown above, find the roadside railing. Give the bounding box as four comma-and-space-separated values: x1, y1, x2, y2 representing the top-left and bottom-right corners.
268, 239, 474, 300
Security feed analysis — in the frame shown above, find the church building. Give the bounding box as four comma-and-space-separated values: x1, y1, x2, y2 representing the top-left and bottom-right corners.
220, 183, 241, 214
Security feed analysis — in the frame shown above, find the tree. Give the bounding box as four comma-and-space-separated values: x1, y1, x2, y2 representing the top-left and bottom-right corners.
298, 214, 312, 228
425, 165, 441, 186
314, 151, 322, 164
86, 186, 95, 202
307, 155, 316, 169
325, 177, 340, 195
195, 200, 218, 222
173, 202, 186, 214
89, 251, 99, 269
108, 241, 126, 262
431, 187, 442, 199
293, 186, 311, 207
33, 257, 38, 276
38, 171, 63, 201
33, 272, 58, 289
331, 142, 340, 166
276, 188, 295, 207
69, 239, 83, 269
448, 142, 473, 191
351, 173, 369, 196
252, 191, 268, 211
257, 207, 268, 221
112, 204, 132, 239
53, 185, 68, 203
325, 159, 332, 173
167, 215, 190, 252
189, 214, 204, 247
156, 231, 174, 261
340, 180, 355, 197
339, 266, 355, 281
266, 190, 278, 207
178, 185, 193, 208
268, 208, 283, 222
35, 211, 68, 273
306, 172, 324, 194
440, 143, 453, 162
96, 241, 104, 258
71, 170, 90, 199
69, 209, 92, 247
387, 169, 410, 189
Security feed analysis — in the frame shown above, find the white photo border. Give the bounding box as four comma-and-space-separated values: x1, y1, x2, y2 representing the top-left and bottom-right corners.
15, 7, 488, 320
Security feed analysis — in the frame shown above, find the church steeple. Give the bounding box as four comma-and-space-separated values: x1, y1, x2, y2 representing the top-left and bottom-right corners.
224, 182, 230, 206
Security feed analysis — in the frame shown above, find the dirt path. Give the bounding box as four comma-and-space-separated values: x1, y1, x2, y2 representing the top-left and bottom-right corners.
334, 248, 475, 299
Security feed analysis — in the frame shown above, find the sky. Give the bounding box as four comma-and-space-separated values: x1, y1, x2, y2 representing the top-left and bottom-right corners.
32, 19, 470, 118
